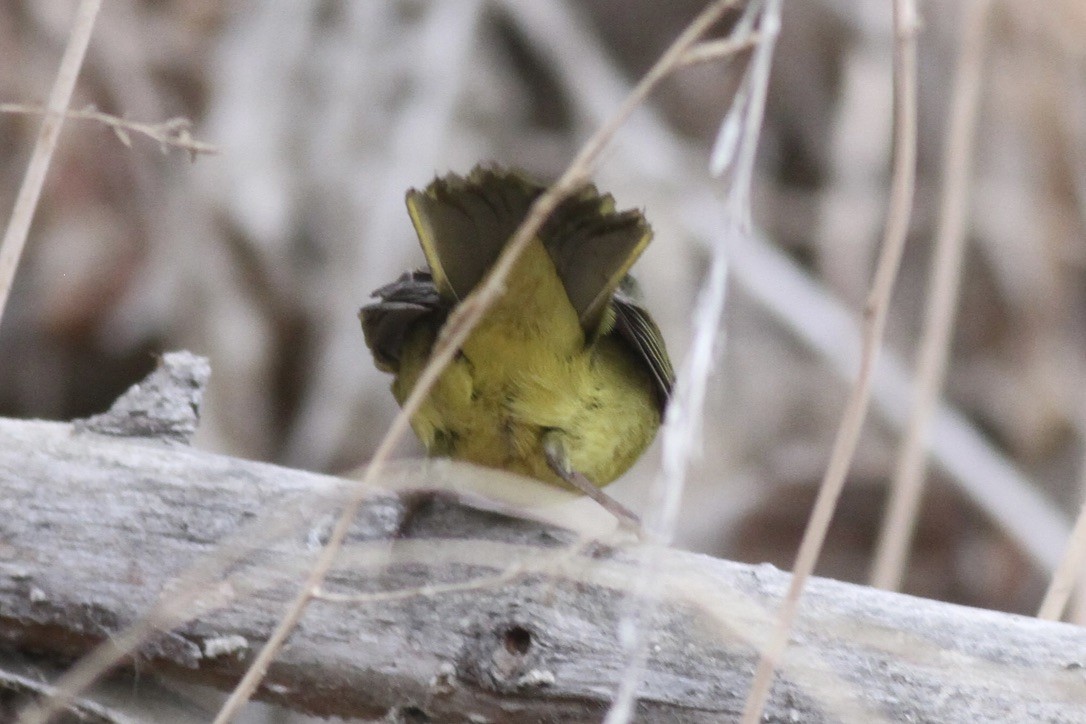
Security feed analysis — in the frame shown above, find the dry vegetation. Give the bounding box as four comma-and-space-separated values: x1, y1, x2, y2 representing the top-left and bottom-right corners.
2, 0, 1086, 721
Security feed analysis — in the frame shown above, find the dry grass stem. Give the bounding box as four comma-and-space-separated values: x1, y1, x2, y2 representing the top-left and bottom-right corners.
313, 570, 526, 605
1076, 451, 1086, 625
705, 212, 1070, 571
1038, 494, 1086, 620
870, 0, 991, 592
606, 3, 781, 721
510, 0, 1068, 573
280, 0, 485, 470
17, 479, 356, 724
0, 0, 102, 326
1, 670, 135, 724
0, 103, 218, 157
313, 536, 591, 604
505, 0, 1069, 572
4, 2, 1079, 721
1038, 398, 1086, 621
20, 592, 216, 724
603, 254, 732, 724
739, 1, 919, 721
211, 2, 741, 720
1072, 593, 1086, 625
677, 33, 763, 68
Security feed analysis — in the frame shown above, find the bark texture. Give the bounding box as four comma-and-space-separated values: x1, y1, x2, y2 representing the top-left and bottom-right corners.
0, 355, 1084, 722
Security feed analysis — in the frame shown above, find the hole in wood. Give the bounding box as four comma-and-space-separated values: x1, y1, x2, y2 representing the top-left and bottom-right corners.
399, 704, 430, 723
502, 625, 532, 655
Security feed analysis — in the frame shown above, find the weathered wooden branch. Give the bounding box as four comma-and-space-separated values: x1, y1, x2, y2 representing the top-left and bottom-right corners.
0, 669, 135, 724
1, 354, 1085, 722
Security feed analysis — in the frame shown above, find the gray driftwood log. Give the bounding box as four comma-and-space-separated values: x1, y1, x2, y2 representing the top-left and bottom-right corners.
1, 354, 1086, 722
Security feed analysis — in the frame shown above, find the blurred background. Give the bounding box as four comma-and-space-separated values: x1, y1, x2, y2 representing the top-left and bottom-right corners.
2, 0, 1085, 631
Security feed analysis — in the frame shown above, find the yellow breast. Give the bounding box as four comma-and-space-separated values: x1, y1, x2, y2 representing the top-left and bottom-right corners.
391, 239, 660, 488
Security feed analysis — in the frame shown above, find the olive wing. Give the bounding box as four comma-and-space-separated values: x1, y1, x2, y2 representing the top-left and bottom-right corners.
611, 288, 675, 412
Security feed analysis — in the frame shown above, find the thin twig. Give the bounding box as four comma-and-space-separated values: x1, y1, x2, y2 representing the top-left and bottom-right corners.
0, 103, 219, 157
738, 1, 919, 721
870, 0, 991, 591
0, 670, 136, 724
677, 33, 762, 68
314, 570, 526, 604
281, 0, 484, 469
1075, 432, 1086, 625
15, 479, 355, 724
1038, 387, 1086, 620
0, 0, 102, 326
686, 207, 1070, 570
604, 2, 781, 721
604, 251, 732, 724
1038, 494, 1086, 620
314, 535, 590, 604
506, 0, 1071, 576
211, 2, 742, 721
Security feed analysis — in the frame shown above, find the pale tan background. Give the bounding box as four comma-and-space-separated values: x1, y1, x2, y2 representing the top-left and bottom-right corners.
2, 0, 1085, 625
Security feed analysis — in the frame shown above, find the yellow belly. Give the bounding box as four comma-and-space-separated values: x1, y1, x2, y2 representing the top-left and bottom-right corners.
391, 240, 660, 488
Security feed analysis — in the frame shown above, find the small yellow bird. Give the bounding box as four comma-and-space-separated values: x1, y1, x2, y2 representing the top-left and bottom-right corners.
360, 166, 673, 514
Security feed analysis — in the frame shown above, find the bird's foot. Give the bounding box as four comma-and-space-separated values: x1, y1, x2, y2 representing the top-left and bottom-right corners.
542, 430, 643, 534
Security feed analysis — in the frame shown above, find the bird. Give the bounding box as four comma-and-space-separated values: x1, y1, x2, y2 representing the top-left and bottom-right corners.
360, 165, 674, 521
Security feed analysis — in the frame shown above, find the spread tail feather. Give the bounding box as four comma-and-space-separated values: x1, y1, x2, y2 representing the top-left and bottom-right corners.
404, 165, 651, 338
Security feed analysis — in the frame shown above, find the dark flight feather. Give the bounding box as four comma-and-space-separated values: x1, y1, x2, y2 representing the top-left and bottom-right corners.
362, 166, 674, 413
360, 270, 446, 373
